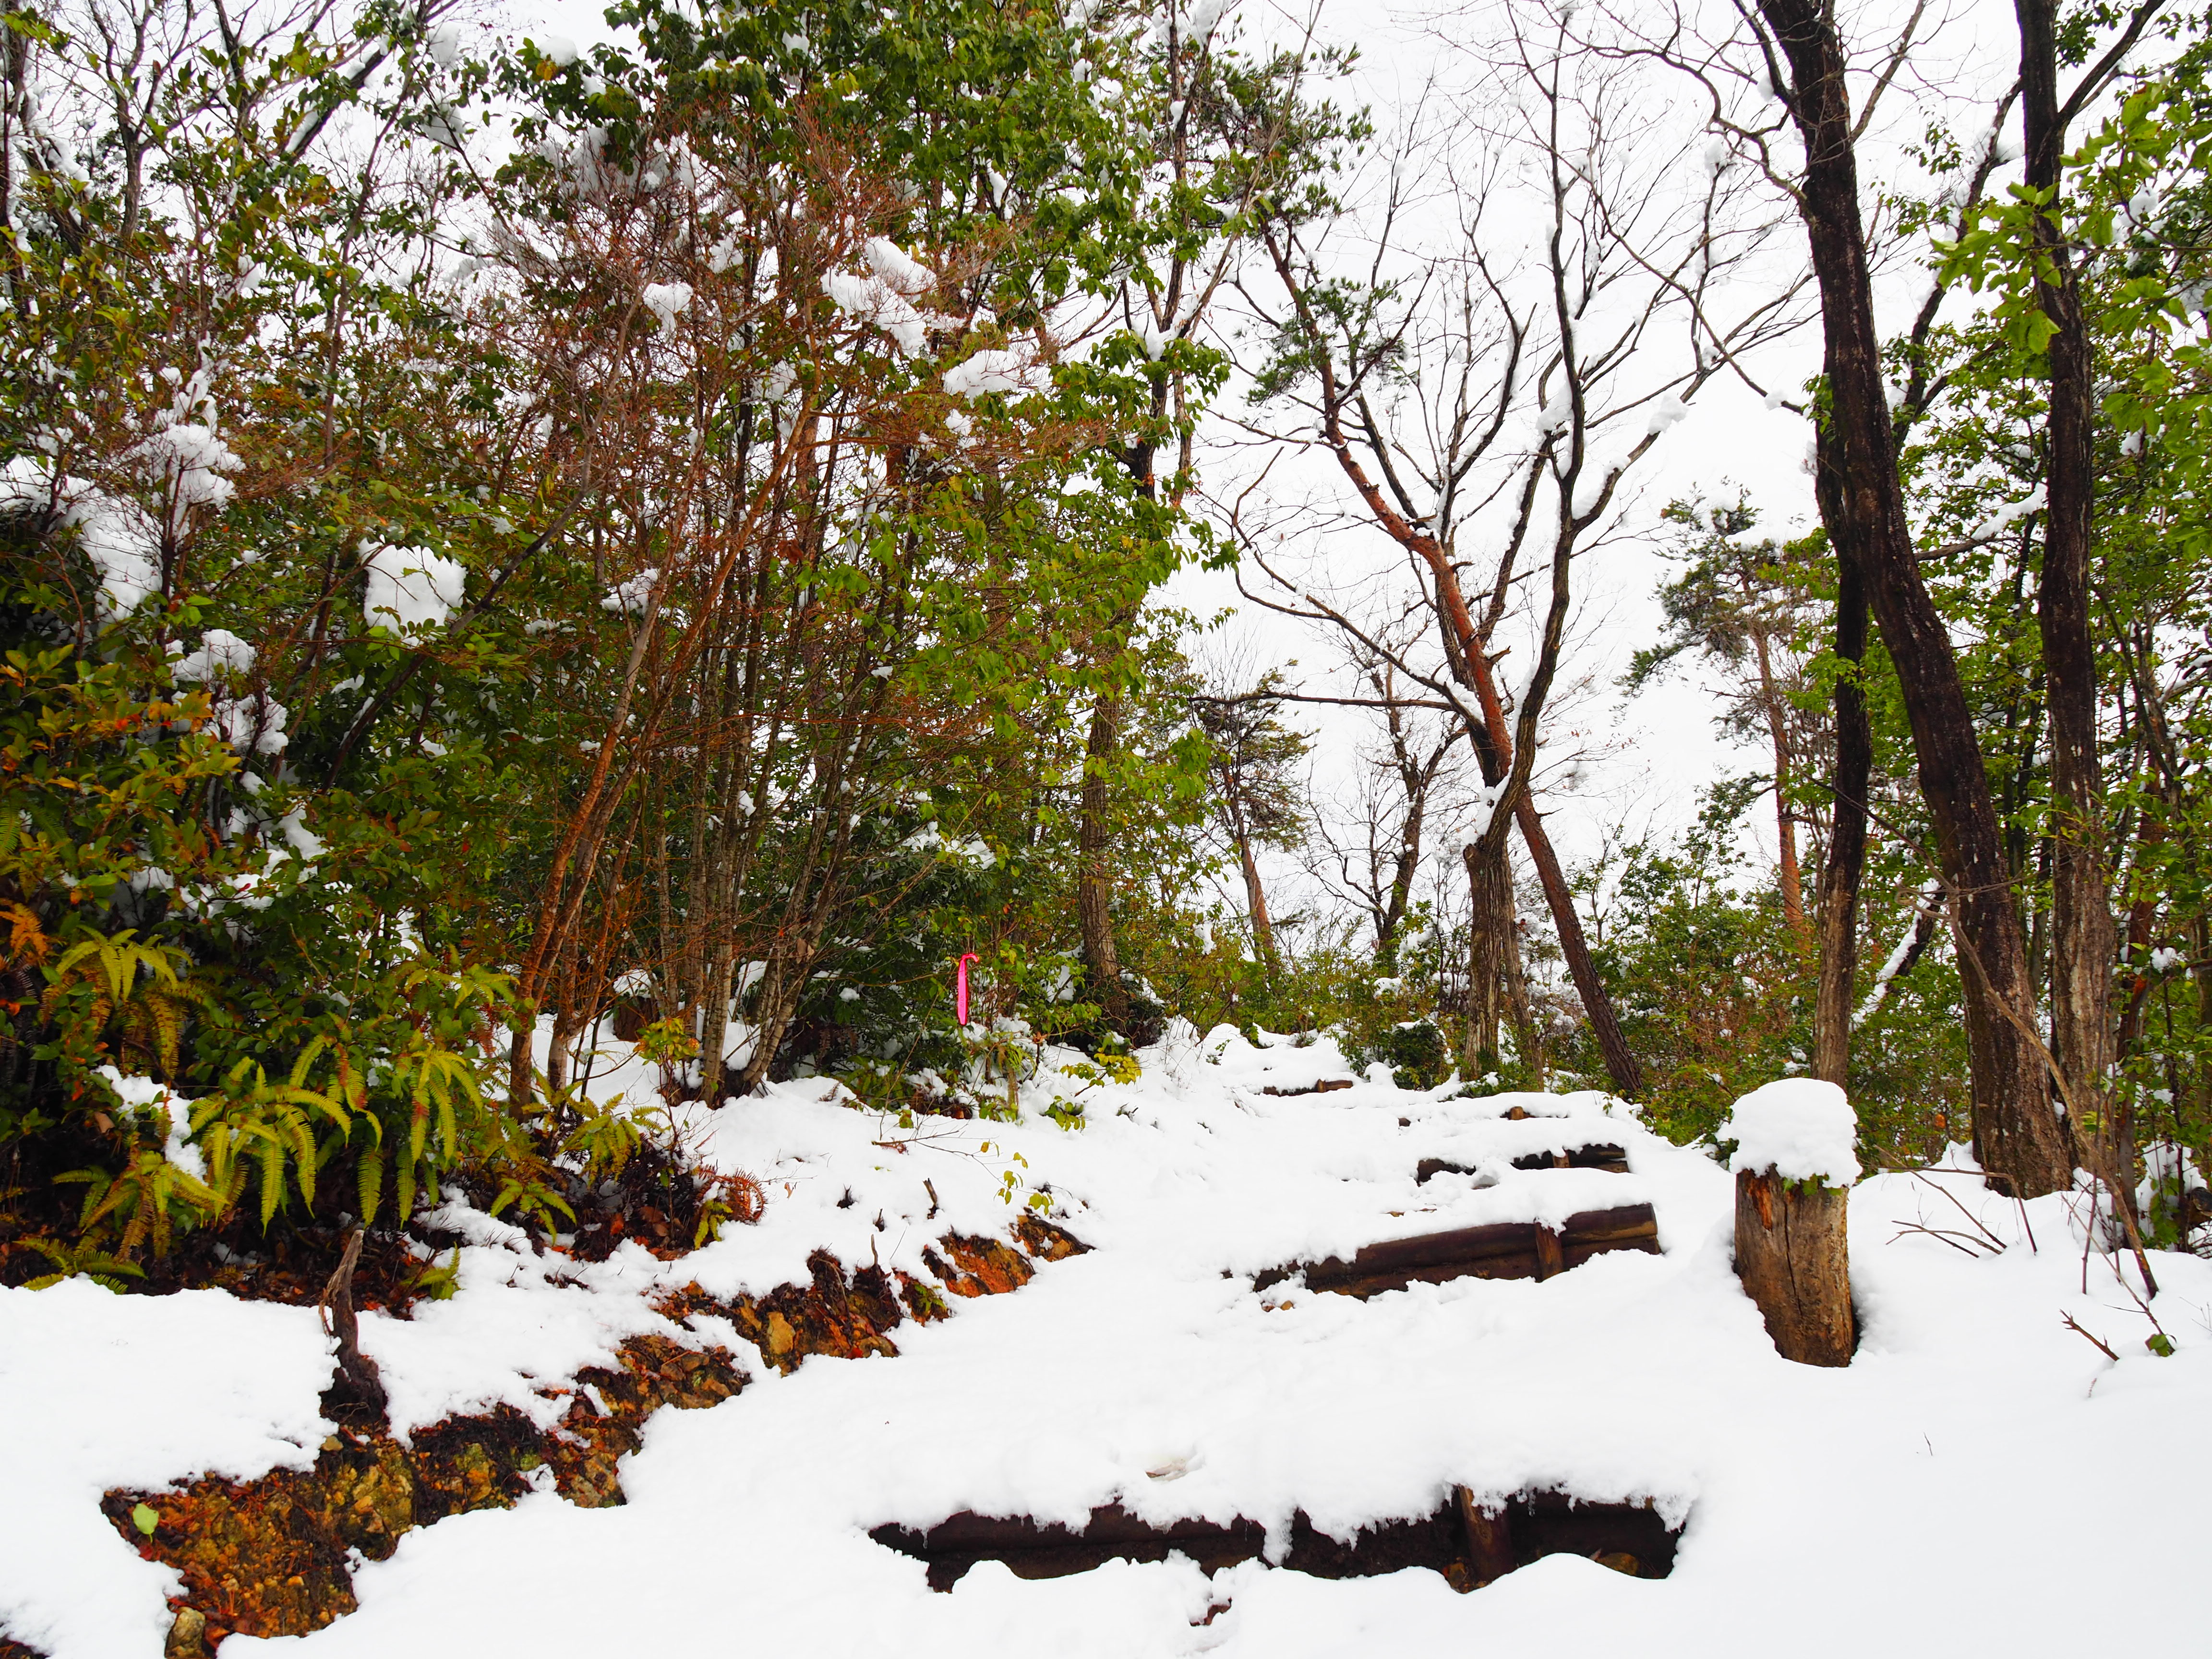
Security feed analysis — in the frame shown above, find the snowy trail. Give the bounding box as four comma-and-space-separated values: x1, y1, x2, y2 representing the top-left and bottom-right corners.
5, 1025, 2210, 1658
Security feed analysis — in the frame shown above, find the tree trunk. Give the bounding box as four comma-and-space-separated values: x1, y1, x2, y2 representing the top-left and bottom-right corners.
1502, 895, 1543, 1087
1375, 786, 1426, 972
1752, 625, 1809, 937
1076, 693, 1131, 1029
1515, 796, 1641, 1098
2018, 0, 2119, 1181
1734, 1168, 1853, 1366
1758, 0, 2073, 1196
1462, 835, 1512, 1076
1237, 834, 1282, 976
545, 1001, 576, 1099
696, 941, 736, 1105
1812, 477, 1872, 1085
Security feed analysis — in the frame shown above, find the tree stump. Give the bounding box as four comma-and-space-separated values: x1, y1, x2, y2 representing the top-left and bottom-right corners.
1734, 1169, 1852, 1366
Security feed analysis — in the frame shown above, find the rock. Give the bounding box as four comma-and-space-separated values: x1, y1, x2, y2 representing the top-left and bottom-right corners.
164, 1607, 209, 1659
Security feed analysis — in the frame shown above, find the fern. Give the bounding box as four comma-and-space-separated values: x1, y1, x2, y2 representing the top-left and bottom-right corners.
56, 1150, 222, 1259
16, 1236, 145, 1292
192, 1053, 352, 1227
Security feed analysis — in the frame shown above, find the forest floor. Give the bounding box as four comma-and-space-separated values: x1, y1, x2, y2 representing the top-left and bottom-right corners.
4, 1024, 2209, 1658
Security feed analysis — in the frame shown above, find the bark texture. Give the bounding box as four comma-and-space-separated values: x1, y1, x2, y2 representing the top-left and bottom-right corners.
1515, 795, 1641, 1097
1757, 0, 2073, 1195
1733, 1169, 1853, 1367
1461, 835, 1513, 1073
1076, 693, 1131, 1029
1812, 465, 1872, 1084
2017, 0, 2119, 1171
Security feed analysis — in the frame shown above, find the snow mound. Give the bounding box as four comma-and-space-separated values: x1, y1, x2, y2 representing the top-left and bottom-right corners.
1719, 1078, 1859, 1187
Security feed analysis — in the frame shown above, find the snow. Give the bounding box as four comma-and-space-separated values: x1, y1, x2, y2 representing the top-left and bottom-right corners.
0, 459, 165, 623
943, 347, 1050, 401
1719, 1078, 1859, 1187
0, 1283, 332, 1658
641, 282, 693, 336
361, 545, 466, 636
1854, 884, 1941, 1026
171, 629, 255, 685
863, 238, 935, 297
600, 567, 660, 617
5, 1034, 2209, 1658
824, 269, 941, 359
1643, 396, 1689, 437
93, 1066, 206, 1180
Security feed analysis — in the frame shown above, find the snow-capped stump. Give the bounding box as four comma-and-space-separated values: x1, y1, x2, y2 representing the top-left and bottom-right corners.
1252, 1203, 1659, 1298
1722, 1079, 1858, 1367
870, 1489, 1682, 1592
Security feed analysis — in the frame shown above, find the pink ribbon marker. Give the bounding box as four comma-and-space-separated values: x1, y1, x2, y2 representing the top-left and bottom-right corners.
956, 953, 980, 1025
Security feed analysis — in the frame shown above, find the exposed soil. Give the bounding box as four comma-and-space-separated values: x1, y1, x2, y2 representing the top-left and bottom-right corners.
103, 1218, 1089, 1653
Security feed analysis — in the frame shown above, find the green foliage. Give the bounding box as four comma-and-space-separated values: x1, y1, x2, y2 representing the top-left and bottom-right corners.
13, 1234, 147, 1292
1341, 1012, 1450, 1091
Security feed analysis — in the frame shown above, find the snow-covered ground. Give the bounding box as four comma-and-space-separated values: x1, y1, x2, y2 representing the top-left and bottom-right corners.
4, 1023, 2208, 1658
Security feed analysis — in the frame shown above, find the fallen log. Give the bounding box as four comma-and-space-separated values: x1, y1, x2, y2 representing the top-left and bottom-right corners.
873, 1488, 1683, 1592
1253, 1203, 1659, 1298
1508, 1142, 1630, 1174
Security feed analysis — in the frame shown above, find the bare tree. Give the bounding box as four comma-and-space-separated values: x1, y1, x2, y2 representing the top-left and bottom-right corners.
1229, 7, 1808, 1093
1308, 636, 1468, 971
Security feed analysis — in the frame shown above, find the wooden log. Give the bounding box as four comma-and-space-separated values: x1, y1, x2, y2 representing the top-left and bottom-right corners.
1558, 1202, 1659, 1249
1257, 1204, 1661, 1298
1415, 1157, 1481, 1184
1455, 1486, 1515, 1586
1733, 1169, 1853, 1366
876, 1491, 1685, 1593
1509, 1142, 1630, 1174
1533, 1225, 1564, 1280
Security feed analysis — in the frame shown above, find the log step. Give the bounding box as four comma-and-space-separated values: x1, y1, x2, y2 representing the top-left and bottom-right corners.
1253, 1203, 1659, 1298
1509, 1142, 1629, 1174
1415, 1142, 1629, 1182
1261, 1079, 1356, 1096
871, 1489, 1682, 1592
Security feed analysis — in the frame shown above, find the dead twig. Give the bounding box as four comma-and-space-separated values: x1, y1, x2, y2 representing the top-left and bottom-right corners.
317, 1226, 388, 1425
2060, 1311, 2120, 1362
1890, 1221, 1998, 1258
1910, 1170, 2011, 1253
